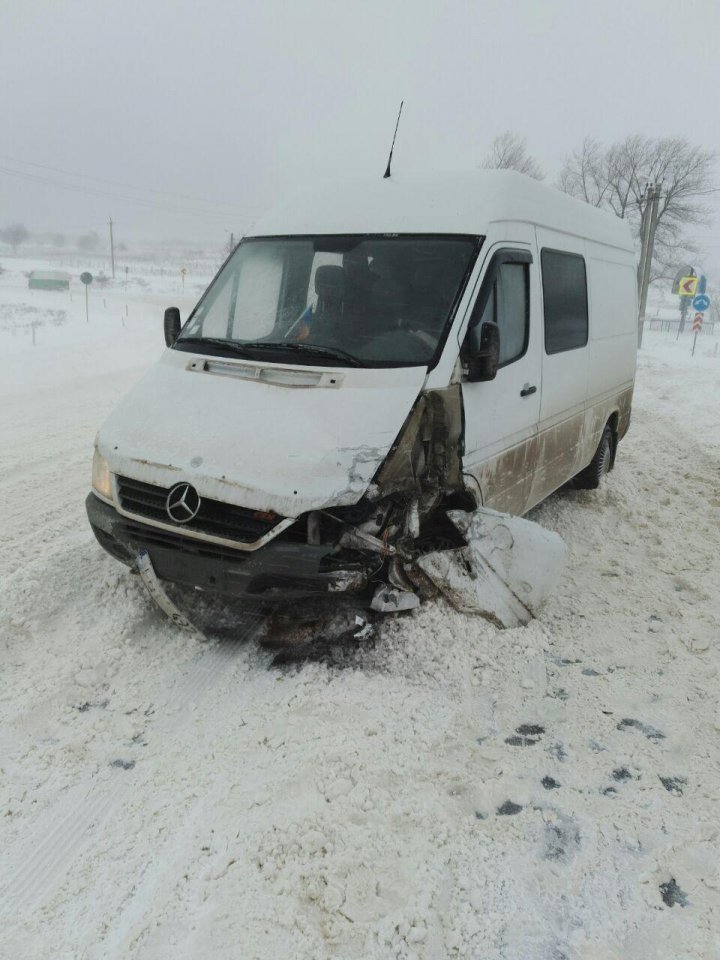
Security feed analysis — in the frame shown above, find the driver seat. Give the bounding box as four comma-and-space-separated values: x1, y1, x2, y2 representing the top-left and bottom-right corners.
314, 265, 345, 332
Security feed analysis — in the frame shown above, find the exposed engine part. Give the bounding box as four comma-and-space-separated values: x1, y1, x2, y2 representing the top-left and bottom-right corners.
387, 556, 417, 593
297, 388, 465, 583
339, 526, 397, 556
374, 386, 464, 501
365, 386, 466, 563
370, 584, 420, 613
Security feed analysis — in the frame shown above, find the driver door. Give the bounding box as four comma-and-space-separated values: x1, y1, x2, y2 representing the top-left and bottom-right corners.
462, 245, 541, 515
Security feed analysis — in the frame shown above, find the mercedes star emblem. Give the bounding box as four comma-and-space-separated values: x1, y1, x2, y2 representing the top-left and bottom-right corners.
165, 482, 201, 523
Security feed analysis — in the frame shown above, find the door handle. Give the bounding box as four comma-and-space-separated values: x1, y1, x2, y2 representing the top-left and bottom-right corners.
520, 384, 537, 397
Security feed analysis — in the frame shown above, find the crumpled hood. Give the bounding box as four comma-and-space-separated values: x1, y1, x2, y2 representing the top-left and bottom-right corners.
98, 349, 426, 517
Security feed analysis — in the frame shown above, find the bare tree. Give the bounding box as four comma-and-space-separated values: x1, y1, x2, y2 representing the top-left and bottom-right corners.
482, 132, 544, 181
558, 136, 716, 282
2, 223, 30, 254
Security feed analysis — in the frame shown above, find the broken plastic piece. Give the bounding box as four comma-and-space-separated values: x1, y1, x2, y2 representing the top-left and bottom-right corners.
136, 551, 201, 634
353, 615, 375, 640
414, 508, 567, 627
370, 584, 420, 614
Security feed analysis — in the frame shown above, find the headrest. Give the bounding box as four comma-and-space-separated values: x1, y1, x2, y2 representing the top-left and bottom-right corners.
315, 264, 345, 298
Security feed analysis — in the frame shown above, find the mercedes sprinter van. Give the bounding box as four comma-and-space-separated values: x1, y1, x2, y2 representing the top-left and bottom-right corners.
87, 170, 637, 606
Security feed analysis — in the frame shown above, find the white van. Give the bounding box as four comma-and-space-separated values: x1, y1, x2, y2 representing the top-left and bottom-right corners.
87, 170, 637, 608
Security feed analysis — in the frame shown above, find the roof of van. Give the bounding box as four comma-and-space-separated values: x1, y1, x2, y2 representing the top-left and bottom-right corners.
249, 169, 635, 252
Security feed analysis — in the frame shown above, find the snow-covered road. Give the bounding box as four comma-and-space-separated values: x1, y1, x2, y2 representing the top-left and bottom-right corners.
1, 267, 719, 960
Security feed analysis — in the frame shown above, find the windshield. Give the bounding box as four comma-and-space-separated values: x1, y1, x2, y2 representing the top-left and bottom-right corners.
176, 235, 479, 367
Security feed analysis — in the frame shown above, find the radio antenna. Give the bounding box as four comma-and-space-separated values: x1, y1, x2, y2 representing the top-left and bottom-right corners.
383, 100, 404, 179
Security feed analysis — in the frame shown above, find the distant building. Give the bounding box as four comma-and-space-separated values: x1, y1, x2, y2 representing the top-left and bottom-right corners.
28, 270, 71, 291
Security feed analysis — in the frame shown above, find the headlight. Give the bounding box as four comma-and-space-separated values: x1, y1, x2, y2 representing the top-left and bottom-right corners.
92, 449, 113, 501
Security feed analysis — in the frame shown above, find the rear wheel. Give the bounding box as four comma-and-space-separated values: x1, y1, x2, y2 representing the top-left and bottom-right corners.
574, 424, 614, 490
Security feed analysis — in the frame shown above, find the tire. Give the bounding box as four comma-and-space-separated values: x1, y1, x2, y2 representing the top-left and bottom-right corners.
574, 424, 614, 490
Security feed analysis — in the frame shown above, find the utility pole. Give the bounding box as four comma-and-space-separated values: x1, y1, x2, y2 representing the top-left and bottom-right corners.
109, 217, 116, 279
636, 190, 651, 294
637, 182, 661, 349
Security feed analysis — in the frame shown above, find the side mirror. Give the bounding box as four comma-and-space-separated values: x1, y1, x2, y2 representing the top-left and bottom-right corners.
465, 321, 500, 382
164, 307, 181, 347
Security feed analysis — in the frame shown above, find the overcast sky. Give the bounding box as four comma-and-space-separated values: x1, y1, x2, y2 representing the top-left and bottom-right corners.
2, 0, 719, 271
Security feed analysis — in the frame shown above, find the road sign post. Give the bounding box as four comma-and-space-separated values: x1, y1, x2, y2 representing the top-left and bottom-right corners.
80, 271, 93, 323
678, 275, 699, 297
690, 286, 711, 356
677, 296, 689, 339
692, 314, 703, 356
671, 266, 695, 295
673, 268, 696, 338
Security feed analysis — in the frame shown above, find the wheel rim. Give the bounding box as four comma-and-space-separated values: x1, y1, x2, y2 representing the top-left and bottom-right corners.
598, 437, 612, 476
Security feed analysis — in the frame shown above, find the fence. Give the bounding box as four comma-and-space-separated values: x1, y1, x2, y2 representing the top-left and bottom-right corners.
644, 317, 717, 336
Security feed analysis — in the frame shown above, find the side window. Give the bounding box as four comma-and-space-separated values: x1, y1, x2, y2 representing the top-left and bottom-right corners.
541, 249, 588, 354
496, 263, 529, 365
471, 259, 529, 367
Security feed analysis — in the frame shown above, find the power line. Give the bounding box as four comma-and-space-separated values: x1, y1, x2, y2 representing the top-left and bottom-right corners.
0, 163, 250, 222
0, 152, 264, 216
0, 164, 258, 225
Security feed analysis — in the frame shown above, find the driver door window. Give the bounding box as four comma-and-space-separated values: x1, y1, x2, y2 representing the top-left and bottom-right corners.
472, 260, 529, 367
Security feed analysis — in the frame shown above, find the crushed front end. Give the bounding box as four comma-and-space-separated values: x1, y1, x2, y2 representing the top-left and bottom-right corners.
86, 385, 470, 609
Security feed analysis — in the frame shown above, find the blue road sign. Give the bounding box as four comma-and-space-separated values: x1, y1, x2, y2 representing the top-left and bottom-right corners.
692, 293, 710, 312
698, 275, 707, 295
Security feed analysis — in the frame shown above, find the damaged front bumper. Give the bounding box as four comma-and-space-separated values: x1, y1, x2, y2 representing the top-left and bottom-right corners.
86, 493, 373, 603
87, 493, 568, 626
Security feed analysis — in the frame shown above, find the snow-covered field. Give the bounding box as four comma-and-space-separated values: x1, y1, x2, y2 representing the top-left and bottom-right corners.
1, 259, 719, 959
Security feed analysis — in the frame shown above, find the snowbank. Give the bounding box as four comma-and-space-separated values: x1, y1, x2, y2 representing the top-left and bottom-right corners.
1, 266, 719, 959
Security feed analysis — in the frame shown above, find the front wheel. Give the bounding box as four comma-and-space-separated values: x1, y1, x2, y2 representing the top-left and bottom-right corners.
573, 425, 614, 490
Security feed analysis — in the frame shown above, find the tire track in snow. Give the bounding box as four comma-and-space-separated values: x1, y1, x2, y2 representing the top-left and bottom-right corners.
0, 603, 266, 917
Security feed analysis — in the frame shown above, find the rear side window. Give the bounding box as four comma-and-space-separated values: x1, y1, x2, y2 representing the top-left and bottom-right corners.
541, 249, 588, 354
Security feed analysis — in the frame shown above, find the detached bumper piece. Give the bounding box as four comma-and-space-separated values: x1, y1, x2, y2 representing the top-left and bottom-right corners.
135, 550, 198, 632
86, 493, 356, 602
411, 508, 567, 628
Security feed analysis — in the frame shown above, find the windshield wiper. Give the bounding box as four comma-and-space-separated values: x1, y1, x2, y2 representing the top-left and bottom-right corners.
239, 341, 364, 367
174, 336, 258, 358
176, 336, 363, 367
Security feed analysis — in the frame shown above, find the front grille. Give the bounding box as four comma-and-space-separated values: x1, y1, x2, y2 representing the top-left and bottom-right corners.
116, 475, 284, 544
